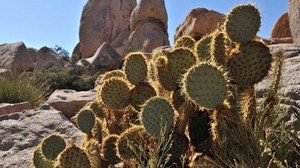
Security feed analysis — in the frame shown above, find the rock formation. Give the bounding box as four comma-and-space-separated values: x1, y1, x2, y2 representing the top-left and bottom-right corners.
79, 0, 137, 58
289, 0, 300, 43
35, 46, 64, 71
174, 8, 225, 41
127, 0, 170, 53
271, 12, 293, 43
0, 42, 34, 71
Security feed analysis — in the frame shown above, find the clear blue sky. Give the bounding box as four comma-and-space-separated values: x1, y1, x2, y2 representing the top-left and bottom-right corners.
0, 0, 287, 54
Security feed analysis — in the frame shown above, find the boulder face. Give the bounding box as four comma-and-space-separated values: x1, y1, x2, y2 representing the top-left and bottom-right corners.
0, 102, 32, 116
86, 42, 122, 70
174, 8, 225, 41
27, 47, 38, 63
271, 13, 293, 43
0, 106, 83, 168
130, 0, 168, 31
288, 0, 300, 43
127, 0, 169, 53
0, 42, 34, 71
35, 46, 64, 71
79, 0, 137, 58
256, 44, 300, 116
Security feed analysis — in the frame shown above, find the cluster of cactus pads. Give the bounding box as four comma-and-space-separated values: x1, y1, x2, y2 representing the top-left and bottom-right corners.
33, 4, 278, 167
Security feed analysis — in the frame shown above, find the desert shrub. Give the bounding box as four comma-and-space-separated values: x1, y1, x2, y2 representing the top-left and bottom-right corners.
0, 71, 48, 107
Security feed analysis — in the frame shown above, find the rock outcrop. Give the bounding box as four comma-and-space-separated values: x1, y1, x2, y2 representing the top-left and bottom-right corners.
271, 12, 293, 43
288, 0, 300, 43
0, 102, 32, 116
0, 42, 34, 71
256, 44, 300, 116
174, 8, 225, 41
35, 46, 64, 71
79, 0, 137, 58
0, 106, 83, 168
85, 42, 122, 70
27, 47, 38, 63
45, 89, 96, 119
127, 0, 169, 53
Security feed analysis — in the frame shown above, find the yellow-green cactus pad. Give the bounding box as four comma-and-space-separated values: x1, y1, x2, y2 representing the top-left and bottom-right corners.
211, 31, 226, 66
33, 147, 54, 168
98, 77, 131, 110
141, 97, 176, 137
174, 35, 196, 49
154, 56, 177, 91
194, 34, 213, 61
56, 145, 91, 168
123, 52, 148, 85
41, 134, 66, 160
225, 4, 261, 43
182, 63, 227, 108
101, 134, 121, 164
77, 109, 95, 134
130, 82, 157, 111
228, 41, 272, 86
167, 47, 198, 82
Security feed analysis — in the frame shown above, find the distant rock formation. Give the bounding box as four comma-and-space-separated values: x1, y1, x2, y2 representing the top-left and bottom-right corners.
79, 0, 137, 58
289, 0, 300, 43
0, 42, 34, 71
127, 0, 170, 53
174, 8, 225, 41
271, 12, 293, 43
35, 46, 64, 71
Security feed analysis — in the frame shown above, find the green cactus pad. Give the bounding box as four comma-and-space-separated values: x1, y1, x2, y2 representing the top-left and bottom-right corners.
41, 134, 66, 160
117, 126, 148, 160
56, 145, 91, 168
97, 70, 126, 86
194, 34, 213, 61
167, 47, 198, 82
88, 101, 106, 119
174, 35, 196, 49
225, 4, 261, 43
98, 77, 131, 110
141, 97, 176, 137
101, 134, 121, 164
154, 56, 177, 91
123, 52, 148, 85
33, 147, 54, 168
182, 63, 227, 108
77, 109, 95, 134
228, 41, 272, 86
211, 31, 226, 66
130, 82, 157, 111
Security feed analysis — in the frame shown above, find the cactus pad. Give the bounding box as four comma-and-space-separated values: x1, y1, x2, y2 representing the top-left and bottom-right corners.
98, 77, 131, 109
154, 56, 177, 91
130, 82, 157, 111
211, 31, 226, 66
182, 63, 227, 108
101, 134, 121, 164
225, 4, 261, 43
174, 35, 196, 48
123, 52, 148, 85
141, 97, 175, 137
76, 109, 95, 134
41, 134, 66, 160
33, 147, 54, 168
56, 145, 91, 168
167, 47, 198, 82
194, 34, 213, 61
228, 41, 272, 86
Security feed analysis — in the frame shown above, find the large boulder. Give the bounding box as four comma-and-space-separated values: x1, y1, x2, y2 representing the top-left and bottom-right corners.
35, 46, 64, 71
79, 0, 136, 58
46, 89, 96, 119
256, 44, 300, 116
174, 8, 225, 41
27, 47, 38, 63
0, 42, 34, 71
288, 0, 300, 43
0, 102, 32, 116
130, 0, 168, 31
0, 106, 83, 168
127, 0, 169, 53
85, 42, 122, 70
270, 12, 293, 43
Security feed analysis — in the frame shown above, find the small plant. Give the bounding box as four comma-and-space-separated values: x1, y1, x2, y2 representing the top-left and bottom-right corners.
0, 71, 48, 107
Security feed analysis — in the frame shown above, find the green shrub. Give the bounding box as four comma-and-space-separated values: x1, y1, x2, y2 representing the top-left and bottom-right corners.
0, 71, 49, 107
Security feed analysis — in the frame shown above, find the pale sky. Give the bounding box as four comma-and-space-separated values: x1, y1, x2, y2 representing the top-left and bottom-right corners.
0, 0, 287, 53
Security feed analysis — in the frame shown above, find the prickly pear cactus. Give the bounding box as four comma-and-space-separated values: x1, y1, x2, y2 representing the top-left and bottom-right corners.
76, 109, 95, 134
41, 134, 66, 160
